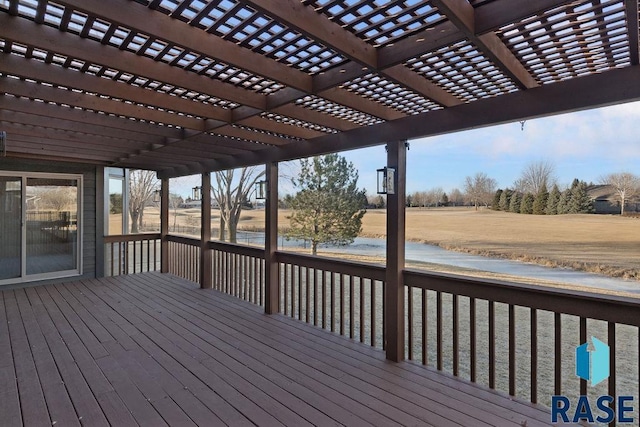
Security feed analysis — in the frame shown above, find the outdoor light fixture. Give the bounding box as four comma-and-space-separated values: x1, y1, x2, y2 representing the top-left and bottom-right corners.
0, 131, 6, 157
255, 180, 267, 200
153, 189, 161, 203
377, 167, 395, 195
192, 186, 202, 201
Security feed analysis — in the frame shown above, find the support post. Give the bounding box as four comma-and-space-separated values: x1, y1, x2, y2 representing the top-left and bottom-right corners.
385, 140, 407, 362
160, 177, 169, 273
265, 162, 279, 314
200, 172, 212, 288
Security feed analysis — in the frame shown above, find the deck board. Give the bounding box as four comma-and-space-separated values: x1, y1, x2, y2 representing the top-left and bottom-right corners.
0, 272, 559, 426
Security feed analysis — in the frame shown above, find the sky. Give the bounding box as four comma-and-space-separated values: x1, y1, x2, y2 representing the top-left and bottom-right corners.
171, 99, 640, 198
343, 99, 640, 196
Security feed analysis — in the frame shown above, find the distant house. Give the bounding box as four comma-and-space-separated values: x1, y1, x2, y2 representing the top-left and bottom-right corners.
587, 185, 640, 214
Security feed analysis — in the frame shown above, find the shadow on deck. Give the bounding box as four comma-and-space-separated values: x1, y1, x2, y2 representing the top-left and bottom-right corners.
0, 272, 557, 426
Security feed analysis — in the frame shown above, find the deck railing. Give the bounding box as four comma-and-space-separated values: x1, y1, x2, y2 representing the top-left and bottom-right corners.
104, 233, 161, 276
276, 252, 386, 349
210, 241, 265, 305
166, 235, 200, 283
404, 269, 640, 411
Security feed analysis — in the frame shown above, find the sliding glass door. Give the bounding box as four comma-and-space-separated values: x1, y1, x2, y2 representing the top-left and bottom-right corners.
0, 172, 82, 285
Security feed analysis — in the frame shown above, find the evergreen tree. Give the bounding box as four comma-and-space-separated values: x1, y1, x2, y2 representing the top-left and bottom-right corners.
545, 184, 561, 215
520, 193, 535, 214
440, 193, 449, 207
492, 189, 503, 210
557, 189, 571, 214
509, 191, 522, 213
532, 183, 549, 215
569, 180, 593, 214
499, 189, 512, 211
287, 154, 367, 255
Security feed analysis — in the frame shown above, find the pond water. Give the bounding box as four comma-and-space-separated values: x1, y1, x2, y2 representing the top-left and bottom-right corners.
235, 231, 639, 294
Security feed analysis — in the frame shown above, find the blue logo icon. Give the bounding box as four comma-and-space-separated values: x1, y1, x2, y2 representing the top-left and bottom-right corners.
576, 337, 610, 386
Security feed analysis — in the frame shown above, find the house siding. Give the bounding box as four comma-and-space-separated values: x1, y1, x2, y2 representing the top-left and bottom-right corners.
0, 158, 101, 287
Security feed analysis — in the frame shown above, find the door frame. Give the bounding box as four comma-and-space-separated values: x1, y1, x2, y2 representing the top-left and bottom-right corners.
0, 171, 83, 286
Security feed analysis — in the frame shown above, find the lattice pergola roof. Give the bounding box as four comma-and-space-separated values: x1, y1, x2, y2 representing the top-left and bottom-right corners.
0, 0, 638, 178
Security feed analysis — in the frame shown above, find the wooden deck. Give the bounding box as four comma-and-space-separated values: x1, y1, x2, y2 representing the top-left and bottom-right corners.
0, 272, 557, 426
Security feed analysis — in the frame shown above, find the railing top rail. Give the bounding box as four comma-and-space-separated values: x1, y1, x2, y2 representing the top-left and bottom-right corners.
209, 240, 265, 258
166, 234, 200, 246
104, 233, 162, 243
276, 251, 386, 281
404, 268, 640, 327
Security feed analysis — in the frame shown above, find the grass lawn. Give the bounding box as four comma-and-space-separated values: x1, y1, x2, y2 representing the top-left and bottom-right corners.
126, 206, 640, 281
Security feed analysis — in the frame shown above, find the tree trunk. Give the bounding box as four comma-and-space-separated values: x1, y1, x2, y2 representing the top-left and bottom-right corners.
621, 195, 625, 215
229, 223, 237, 243
130, 209, 140, 233
138, 208, 144, 232
219, 216, 226, 241
312, 240, 318, 256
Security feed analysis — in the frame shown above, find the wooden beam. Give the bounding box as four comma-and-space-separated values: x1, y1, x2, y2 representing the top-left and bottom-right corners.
237, 116, 327, 140
264, 162, 279, 315
474, 0, 574, 34
244, 0, 376, 67
430, 0, 538, 89
0, 53, 232, 123
626, 0, 640, 65
0, 109, 158, 145
0, 13, 266, 110
245, 0, 460, 107
0, 77, 207, 130
54, 0, 311, 92
385, 140, 407, 362
200, 172, 212, 289
157, 65, 640, 178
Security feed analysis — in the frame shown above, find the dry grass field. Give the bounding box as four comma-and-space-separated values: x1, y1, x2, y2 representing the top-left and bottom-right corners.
122, 206, 640, 281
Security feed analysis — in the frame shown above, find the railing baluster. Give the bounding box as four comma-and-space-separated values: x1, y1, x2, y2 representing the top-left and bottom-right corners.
349, 275, 355, 340
110, 242, 115, 276
284, 263, 290, 316
531, 308, 538, 404
554, 312, 562, 396
359, 277, 365, 343
580, 316, 587, 397
408, 286, 414, 361
470, 297, 476, 381
298, 266, 303, 321
340, 274, 345, 336
508, 304, 515, 396
371, 280, 376, 347
489, 300, 495, 389
306, 267, 311, 324
313, 269, 318, 326
453, 294, 459, 376
422, 289, 427, 366
608, 322, 616, 425
331, 272, 335, 333
382, 281, 386, 351
322, 270, 327, 329
437, 291, 442, 371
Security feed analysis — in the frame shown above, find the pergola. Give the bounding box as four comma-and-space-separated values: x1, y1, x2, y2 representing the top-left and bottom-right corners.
2, 1, 640, 425
1, 0, 639, 176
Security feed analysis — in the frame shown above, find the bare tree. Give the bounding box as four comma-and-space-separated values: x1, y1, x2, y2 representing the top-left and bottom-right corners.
464, 172, 497, 210
425, 187, 444, 207
212, 167, 265, 243
448, 188, 465, 206
411, 191, 428, 208
600, 172, 640, 215
38, 186, 76, 212
129, 170, 158, 233
514, 160, 556, 194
